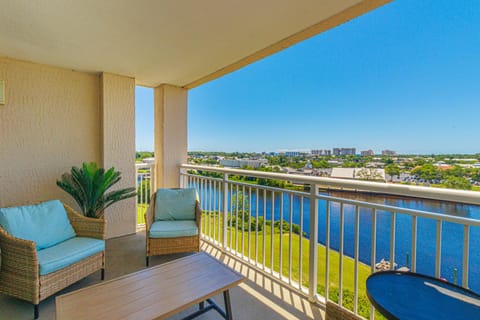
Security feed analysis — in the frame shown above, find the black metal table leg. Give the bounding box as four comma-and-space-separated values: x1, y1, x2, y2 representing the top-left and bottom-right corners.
199, 301, 205, 310
224, 290, 232, 320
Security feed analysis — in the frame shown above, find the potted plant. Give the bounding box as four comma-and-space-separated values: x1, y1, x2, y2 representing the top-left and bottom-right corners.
57, 162, 137, 218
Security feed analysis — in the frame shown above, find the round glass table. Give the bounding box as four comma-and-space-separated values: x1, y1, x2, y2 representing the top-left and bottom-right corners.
366, 271, 480, 320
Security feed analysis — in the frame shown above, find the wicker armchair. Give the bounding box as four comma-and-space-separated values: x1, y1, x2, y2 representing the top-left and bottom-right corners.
0, 203, 105, 319
145, 189, 202, 266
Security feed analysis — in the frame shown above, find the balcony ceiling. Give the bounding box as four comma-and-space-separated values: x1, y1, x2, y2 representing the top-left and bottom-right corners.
0, 0, 389, 88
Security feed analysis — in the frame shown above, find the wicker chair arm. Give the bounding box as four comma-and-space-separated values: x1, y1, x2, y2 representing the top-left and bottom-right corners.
145, 193, 156, 232
0, 226, 39, 282
64, 204, 105, 240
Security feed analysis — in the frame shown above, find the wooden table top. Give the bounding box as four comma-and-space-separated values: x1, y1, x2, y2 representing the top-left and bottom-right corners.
56, 252, 245, 320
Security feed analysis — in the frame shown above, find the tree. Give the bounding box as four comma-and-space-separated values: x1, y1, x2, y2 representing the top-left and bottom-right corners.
311, 159, 331, 168
471, 169, 480, 183
411, 164, 441, 181
443, 166, 466, 178
442, 176, 472, 190
355, 168, 384, 181
385, 164, 401, 181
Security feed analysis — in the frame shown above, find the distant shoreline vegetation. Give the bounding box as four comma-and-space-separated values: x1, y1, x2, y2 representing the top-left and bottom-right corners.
136, 151, 480, 192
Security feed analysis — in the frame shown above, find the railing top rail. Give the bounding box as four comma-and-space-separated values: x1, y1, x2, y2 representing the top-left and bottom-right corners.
181, 172, 309, 196
135, 162, 155, 169
180, 164, 480, 206
182, 169, 480, 226
316, 193, 480, 226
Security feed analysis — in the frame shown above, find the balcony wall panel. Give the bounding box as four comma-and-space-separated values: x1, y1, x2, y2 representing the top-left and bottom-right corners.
0, 57, 101, 208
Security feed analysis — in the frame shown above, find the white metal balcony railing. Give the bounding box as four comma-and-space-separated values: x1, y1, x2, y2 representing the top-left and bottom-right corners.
136, 163, 155, 225
176, 164, 480, 319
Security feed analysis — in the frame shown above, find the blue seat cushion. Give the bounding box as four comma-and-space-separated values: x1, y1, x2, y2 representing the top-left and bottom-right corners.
154, 188, 197, 221
37, 237, 105, 275
149, 220, 198, 238
0, 200, 76, 250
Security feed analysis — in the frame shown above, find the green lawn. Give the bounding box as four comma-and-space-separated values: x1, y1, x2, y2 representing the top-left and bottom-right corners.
137, 203, 148, 224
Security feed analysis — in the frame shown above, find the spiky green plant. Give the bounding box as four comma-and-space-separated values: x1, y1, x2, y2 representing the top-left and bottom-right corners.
57, 162, 137, 218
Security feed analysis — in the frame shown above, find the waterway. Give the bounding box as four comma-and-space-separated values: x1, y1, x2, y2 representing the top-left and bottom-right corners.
196, 184, 480, 292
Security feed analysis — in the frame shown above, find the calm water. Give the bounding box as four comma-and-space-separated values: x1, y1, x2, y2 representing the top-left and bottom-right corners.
197, 185, 480, 292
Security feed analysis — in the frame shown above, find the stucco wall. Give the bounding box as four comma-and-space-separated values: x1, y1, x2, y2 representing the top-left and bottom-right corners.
101, 73, 136, 238
0, 57, 101, 208
154, 84, 188, 188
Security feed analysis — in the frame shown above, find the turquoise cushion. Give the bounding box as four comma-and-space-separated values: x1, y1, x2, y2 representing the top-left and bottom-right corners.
154, 188, 197, 221
37, 237, 105, 275
0, 200, 76, 250
149, 220, 198, 238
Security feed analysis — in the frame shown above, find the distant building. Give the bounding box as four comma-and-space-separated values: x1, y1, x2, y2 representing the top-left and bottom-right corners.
142, 157, 155, 164
331, 168, 356, 179
360, 150, 374, 156
279, 150, 309, 157
284, 151, 301, 157
220, 159, 267, 168
311, 149, 331, 156
333, 148, 356, 156
382, 150, 397, 156
331, 167, 385, 181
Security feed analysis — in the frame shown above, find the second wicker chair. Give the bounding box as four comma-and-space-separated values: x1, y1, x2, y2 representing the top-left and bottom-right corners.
145, 188, 201, 266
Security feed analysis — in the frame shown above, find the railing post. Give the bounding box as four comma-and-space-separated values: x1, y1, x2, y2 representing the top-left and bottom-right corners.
150, 164, 155, 195
222, 173, 229, 252
308, 183, 319, 302
135, 164, 139, 225
179, 166, 183, 188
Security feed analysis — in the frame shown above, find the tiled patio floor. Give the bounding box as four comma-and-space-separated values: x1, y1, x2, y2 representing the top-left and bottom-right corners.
0, 231, 324, 320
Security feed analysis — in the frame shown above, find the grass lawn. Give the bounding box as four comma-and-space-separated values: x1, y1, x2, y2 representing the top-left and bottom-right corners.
137, 203, 148, 224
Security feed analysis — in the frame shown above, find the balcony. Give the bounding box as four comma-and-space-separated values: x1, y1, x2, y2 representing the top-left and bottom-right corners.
1, 163, 479, 318
132, 163, 480, 319
1, 1, 478, 318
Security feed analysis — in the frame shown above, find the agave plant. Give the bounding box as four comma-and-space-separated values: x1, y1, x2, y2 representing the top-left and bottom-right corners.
57, 162, 137, 218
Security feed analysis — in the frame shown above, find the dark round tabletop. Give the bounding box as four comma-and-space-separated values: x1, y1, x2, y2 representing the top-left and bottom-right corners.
366, 271, 480, 320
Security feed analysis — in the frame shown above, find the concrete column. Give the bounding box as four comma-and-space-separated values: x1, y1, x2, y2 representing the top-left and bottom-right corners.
154, 84, 188, 189
100, 73, 136, 238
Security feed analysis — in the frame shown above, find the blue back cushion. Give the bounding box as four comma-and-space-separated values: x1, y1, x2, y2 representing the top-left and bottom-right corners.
154, 188, 197, 221
0, 200, 76, 250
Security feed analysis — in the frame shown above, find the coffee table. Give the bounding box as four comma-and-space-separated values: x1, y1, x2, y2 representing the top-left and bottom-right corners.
366, 271, 480, 319
56, 252, 245, 320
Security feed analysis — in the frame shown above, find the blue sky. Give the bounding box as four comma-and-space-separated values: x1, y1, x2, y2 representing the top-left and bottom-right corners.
136, 0, 480, 154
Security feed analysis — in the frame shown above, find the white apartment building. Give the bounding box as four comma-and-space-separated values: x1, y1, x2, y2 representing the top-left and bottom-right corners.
220, 159, 268, 168
333, 148, 356, 156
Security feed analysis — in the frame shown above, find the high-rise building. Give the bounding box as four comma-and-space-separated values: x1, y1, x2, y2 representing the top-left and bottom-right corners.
311, 149, 331, 156
333, 148, 356, 156
361, 150, 374, 156
382, 150, 397, 156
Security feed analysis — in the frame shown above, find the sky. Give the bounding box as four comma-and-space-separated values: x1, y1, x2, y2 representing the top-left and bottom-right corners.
136, 0, 480, 155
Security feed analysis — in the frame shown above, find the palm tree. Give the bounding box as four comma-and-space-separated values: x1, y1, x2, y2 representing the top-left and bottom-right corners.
57, 162, 137, 218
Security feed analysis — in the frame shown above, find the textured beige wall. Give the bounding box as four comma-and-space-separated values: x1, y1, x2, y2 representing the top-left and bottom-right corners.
154, 85, 188, 188
101, 73, 136, 238
0, 57, 101, 208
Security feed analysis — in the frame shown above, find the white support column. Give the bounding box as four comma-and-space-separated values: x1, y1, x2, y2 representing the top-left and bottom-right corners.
100, 73, 136, 238
154, 84, 188, 189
